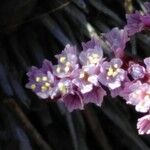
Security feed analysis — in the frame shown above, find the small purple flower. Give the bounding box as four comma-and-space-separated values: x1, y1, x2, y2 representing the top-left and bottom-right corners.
62, 91, 84, 112
137, 115, 150, 135
128, 63, 145, 80
99, 58, 126, 90
52, 78, 85, 111
54, 44, 79, 78
83, 86, 106, 106
105, 27, 129, 58
79, 37, 103, 66
125, 11, 144, 36
77, 37, 104, 94
55, 78, 74, 97
73, 65, 100, 94
26, 60, 56, 99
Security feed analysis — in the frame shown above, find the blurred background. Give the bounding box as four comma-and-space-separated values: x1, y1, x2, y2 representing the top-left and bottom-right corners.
0, 0, 150, 150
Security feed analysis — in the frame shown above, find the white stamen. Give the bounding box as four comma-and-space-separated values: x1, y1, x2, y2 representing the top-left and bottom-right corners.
42, 76, 48, 81
36, 77, 41, 82
31, 84, 36, 90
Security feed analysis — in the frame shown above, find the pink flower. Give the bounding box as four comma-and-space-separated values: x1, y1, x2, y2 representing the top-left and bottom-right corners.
53, 44, 79, 78
122, 81, 150, 113
80, 37, 103, 66
99, 58, 126, 90
137, 115, 150, 134
73, 65, 99, 94
26, 60, 56, 99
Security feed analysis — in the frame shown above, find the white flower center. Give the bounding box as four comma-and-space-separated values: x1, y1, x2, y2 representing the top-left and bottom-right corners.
58, 82, 68, 94
31, 84, 36, 90
59, 56, 67, 64
42, 76, 48, 81
88, 53, 100, 64
107, 64, 120, 77
36, 77, 41, 82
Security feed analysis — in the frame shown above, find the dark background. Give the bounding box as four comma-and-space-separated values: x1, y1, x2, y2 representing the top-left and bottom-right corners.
0, 0, 150, 150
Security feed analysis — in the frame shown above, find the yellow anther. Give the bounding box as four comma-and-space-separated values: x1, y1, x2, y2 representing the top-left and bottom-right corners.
36, 77, 41, 82
31, 84, 36, 90
42, 76, 48, 81
59, 56, 66, 64
107, 67, 114, 76
41, 85, 47, 92
58, 82, 67, 94
107, 66, 119, 77
88, 53, 100, 64
64, 66, 70, 72
92, 53, 99, 58
114, 64, 118, 68
112, 70, 119, 77
56, 66, 61, 73
45, 82, 50, 87
79, 72, 85, 78
66, 61, 71, 66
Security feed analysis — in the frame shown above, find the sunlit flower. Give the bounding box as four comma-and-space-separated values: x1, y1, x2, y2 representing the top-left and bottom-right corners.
105, 27, 129, 58
54, 44, 79, 78
73, 65, 100, 94
137, 115, 150, 134
26, 60, 56, 99
123, 81, 150, 113
79, 37, 103, 66
99, 58, 126, 90
56, 78, 74, 96
54, 79, 85, 112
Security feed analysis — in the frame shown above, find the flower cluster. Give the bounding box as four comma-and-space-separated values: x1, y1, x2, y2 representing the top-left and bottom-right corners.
26, 2, 150, 134
26, 39, 107, 112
